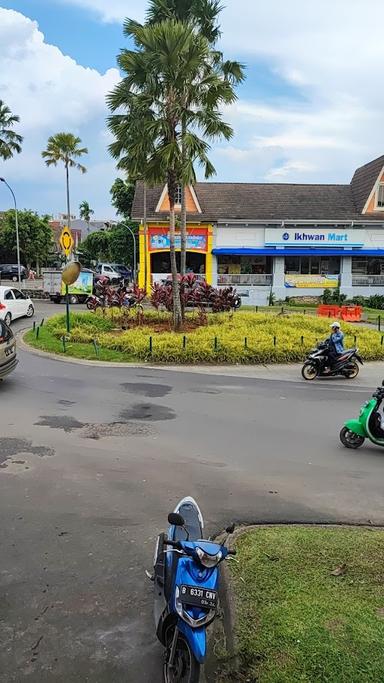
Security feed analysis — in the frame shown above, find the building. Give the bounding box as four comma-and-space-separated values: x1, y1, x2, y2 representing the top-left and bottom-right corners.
132, 155, 384, 304
49, 217, 119, 250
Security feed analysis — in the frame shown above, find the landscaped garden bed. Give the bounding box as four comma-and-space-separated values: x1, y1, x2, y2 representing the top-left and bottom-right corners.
24, 309, 384, 364
217, 525, 384, 682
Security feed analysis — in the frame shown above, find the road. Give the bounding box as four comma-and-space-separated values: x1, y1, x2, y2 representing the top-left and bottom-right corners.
2, 302, 384, 682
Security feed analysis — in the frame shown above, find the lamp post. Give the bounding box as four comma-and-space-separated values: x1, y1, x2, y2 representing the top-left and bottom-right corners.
0, 177, 21, 285
124, 224, 137, 283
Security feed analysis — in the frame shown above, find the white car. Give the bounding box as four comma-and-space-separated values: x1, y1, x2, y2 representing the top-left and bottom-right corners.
0, 286, 34, 326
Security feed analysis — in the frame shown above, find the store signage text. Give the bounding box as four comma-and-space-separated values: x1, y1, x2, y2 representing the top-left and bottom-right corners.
265, 228, 365, 248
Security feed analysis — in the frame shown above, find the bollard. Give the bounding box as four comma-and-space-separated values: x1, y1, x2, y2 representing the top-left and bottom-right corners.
273, 336, 277, 347
301, 335, 304, 346
255, 306, 259, 313
33, 321, 36, 331
244, 337, 248, 349
304, 309, 306, 316
214, 337, 218, 351
40, 318, 45, 327
183, 336, 187, 350
354, 335, 357, 344
149, 336, 153, 354
36, 326, 40, 339
379, 316, 382, 332
61, 336, 66, 352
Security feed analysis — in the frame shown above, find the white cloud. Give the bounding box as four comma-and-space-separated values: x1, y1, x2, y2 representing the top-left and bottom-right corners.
0, 8, 120, 216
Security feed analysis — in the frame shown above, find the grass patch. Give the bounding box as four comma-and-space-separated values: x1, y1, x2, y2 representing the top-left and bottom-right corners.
222, 526, 384, 683
24, 310, 384, 364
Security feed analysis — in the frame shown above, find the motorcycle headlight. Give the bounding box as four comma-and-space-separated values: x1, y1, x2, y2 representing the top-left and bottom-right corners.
196, 547, 222, 568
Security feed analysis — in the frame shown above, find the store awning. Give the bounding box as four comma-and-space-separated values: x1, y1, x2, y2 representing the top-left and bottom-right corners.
212, 248, 384, 257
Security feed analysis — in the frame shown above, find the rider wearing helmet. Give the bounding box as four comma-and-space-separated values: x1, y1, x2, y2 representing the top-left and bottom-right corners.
328, 321, 345, 368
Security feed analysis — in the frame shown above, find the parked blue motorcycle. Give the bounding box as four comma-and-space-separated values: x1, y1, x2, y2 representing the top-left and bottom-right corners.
150, 497, 236, 682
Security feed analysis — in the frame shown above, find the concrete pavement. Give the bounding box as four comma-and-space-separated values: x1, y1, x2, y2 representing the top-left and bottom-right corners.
2, 302, 384, 682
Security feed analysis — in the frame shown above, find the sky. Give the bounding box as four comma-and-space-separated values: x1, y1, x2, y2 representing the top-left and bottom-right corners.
1, 0, 384, 219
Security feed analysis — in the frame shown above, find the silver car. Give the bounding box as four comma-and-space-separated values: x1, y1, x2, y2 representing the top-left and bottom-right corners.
0, 320, 18, 380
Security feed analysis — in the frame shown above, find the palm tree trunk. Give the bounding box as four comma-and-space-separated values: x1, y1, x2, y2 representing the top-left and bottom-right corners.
168, 193, 182, 331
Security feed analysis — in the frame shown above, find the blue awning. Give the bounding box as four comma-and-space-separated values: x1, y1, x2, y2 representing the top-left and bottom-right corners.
212, 248, 384, 257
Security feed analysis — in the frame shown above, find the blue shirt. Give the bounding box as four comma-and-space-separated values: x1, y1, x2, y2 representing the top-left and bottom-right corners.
331, 331, 344, 354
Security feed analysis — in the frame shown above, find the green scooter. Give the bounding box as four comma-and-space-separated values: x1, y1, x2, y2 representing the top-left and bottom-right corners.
340, 382, 384, 449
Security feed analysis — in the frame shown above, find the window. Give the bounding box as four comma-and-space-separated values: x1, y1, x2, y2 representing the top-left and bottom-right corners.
377, 184, 384, 208
175, 184, 183, 205
12, 289, 25, 300
4, 290, 14, 300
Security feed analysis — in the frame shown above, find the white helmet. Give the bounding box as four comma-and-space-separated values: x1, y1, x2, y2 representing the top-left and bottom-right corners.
330, 321, 341, 329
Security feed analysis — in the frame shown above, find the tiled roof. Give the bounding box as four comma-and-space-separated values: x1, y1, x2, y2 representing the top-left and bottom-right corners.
132, 160, 384, 223
351, 155, 384, 213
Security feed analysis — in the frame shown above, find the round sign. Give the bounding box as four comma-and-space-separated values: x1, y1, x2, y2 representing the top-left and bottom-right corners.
62, 261, 81, 286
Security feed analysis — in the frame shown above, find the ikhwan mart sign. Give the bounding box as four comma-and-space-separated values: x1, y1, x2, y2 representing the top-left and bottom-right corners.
265, 228, 365, 248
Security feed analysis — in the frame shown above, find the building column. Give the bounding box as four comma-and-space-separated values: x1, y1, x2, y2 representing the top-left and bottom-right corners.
138, 225, 146, 289
205, 226, 214, 285
340, 256, 352, 297
272, 256, 286, 299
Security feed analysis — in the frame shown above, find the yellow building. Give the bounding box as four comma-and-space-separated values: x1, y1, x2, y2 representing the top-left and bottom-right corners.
133, 183, 213, 291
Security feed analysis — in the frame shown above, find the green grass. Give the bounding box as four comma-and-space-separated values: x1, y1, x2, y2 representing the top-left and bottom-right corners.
223, 526, 384, 683
23, 310, 384, 364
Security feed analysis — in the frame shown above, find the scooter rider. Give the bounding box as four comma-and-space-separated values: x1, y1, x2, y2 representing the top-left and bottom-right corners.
328, 321, 345, 368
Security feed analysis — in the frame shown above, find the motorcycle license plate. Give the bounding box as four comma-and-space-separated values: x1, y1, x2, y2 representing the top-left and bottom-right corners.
179, 585, 218, 609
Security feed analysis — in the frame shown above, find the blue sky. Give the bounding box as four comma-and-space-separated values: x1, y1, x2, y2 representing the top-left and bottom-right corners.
1, 0, 384, 218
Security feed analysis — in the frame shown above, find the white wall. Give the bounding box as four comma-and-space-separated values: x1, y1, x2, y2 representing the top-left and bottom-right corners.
215, 226, 265, 248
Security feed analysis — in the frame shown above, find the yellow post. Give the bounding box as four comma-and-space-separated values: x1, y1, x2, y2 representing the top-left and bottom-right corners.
138, 224, 146, 289
205, 225, 214, 285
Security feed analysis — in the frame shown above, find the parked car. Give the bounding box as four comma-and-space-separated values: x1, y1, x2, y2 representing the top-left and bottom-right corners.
95, 263, 123, 284
0, 264, 28, 282
0, 287, 34, 326
0, 319, 18, 380
111, 264, 132, 282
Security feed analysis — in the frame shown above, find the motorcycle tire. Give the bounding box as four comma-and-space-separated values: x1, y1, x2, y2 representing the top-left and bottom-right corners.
339, 426, 365, 449
163, 633, 200, 683
344, 361, 359, 379
301, 362, 318, 381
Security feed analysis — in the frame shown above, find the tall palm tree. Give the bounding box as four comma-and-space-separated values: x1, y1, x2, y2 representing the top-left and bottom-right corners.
79, 200, 94, 234
0, 100, 23, 161
146, 0, 244, 276
108, 20, 240, 329
108, 19, 236, 330
42, 133, 88, 235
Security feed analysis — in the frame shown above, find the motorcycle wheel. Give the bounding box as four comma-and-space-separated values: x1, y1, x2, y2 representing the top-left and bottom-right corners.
340, 427, 365, 449
344, 361, 359, 379
163, 634, 200, 683
301, 362, 318, 381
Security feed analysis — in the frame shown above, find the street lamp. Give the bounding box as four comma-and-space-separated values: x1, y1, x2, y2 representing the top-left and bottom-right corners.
123, 224, 137, 283
0, 177, 21, 285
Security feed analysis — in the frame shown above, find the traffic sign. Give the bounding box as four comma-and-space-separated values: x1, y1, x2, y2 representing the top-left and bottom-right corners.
59, 226, 74, 257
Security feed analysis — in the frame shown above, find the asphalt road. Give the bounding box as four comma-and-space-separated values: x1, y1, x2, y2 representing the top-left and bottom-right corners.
2, 302, 384, 682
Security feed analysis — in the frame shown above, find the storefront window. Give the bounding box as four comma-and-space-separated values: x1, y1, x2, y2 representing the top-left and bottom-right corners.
218, 255, 272, 274
352, 257, 384, 275
285, 256, 340, 275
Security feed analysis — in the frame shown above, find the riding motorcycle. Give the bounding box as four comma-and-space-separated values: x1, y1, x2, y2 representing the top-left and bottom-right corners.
340, 381, 384, 449
301, 339, 363, 380
149, 497, 236, 682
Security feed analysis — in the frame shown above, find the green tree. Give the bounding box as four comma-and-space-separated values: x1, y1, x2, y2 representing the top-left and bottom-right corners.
79, 230, 110, 264
108, 19, 237, 329
146, 0, 244, 276
42, 133, 88, 237
79, 200, 94, 235
0, 100, 23, 161
0, 210, 53, 269
110, 178, 136, 219
79, 222, 138, 267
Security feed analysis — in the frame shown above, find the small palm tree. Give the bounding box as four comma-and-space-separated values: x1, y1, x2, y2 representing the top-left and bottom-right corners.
0, 100, 23, 161
79, 200, 94, 234
42, 133, 88, 233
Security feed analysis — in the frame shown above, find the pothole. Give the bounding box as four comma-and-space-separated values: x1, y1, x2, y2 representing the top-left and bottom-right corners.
120, 382, 172, 398
35, 416, 85, 432
0, 438, 54, 470
80, 422, 153, 440
119, 403, 176, 422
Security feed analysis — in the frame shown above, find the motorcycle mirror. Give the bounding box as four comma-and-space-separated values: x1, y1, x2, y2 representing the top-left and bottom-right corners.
168, 513, 185, 527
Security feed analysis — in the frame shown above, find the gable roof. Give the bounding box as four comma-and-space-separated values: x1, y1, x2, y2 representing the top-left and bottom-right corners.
132, 156, 384, 224
351, 154, 384, 213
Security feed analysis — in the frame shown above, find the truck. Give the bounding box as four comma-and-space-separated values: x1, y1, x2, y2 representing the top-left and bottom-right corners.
43, 269, 94, 304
